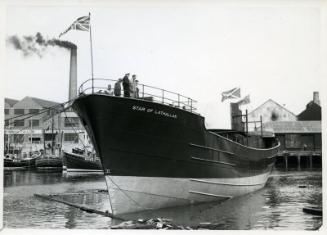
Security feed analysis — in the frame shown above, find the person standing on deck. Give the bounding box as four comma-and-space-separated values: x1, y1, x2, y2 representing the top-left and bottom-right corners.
122, 73, 130, 97
107, 85, 114, 95
130, 74, 137, 98
135, 79, 140, 98
114, 79, 122, 96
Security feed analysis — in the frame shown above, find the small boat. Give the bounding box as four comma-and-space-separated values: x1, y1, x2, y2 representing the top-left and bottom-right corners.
35, 155, 63, 171
63, 150, 102, 172
4, 155, 27, 170
20, 152, 42, 168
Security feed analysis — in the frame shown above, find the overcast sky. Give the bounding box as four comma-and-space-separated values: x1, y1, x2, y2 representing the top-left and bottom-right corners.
2, 0, 324, 128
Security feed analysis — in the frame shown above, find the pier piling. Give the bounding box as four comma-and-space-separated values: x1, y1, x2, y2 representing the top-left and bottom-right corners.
276, 150, 321, 169
297, 156, 301, 171
284, 156, 288, 170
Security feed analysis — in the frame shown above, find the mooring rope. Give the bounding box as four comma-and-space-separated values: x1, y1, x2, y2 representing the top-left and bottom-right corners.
63, 110, 87, 149
106, 176, 150, 210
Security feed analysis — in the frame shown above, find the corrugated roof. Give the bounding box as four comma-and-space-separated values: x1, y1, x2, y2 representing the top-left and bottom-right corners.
4, 98, 19, 107
29, 97, 60, 108
263, 121, 321, 133
249, 130, 275, 138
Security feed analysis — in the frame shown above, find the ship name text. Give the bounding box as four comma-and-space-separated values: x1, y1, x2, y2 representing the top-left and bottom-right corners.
132, 105, 178, 119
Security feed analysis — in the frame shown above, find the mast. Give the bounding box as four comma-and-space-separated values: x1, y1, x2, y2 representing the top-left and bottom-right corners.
89, 12, 94, 93
51, 110, 54, 155
43, 129, 46, 157
30, 117, 33, 155
58, 110, 63, 157
8, 121, 11, 155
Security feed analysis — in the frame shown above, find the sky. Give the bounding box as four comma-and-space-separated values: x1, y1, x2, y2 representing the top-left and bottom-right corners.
2, 0, 325, 128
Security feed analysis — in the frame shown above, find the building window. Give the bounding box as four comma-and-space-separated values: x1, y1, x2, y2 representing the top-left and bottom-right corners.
300, 134, 314, 150
14, 109, 24, 115
64, 133, 79, 143
285, 134, 302, 149
64, 117, 80, 127
5, 120, 10, 127
44, 133, 56, 141
29, 109, 39, 114
28, 119, 40, 127
28, 137, 41, 143
5, 109, 9, 115
14, 120, 24, 127
13, 134, 24, 143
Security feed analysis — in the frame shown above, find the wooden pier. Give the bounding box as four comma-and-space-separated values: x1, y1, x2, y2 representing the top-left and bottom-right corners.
275, 150, 322, 170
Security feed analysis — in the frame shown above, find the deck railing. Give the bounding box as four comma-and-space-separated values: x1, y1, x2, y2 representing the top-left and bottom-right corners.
78, 78, 197, 113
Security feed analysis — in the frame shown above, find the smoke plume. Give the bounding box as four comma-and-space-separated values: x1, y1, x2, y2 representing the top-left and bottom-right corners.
7, 32, 76, 57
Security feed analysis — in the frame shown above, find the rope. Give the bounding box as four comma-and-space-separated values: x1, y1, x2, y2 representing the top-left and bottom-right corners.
63, 110, 87, 149
104, 176, 114, 214
106, 176, 150, 210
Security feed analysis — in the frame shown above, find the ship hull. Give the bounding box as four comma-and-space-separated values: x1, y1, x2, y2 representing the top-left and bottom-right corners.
63, 151, 102, 172
4, 159, 27, 169
105, 168, 273, 214
36, 157, 63, 171
72, 94, 279, 214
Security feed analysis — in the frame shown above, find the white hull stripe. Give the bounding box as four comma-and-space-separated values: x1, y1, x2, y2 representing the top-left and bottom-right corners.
108, 187, 190, 201
66, 168, 103, 172
189, 190, 232, 199
190, 178, 266, 186
191, 156, 236, 166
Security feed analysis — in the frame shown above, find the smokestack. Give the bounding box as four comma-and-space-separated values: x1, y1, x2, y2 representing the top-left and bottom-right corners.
313, 91, 320, 105
69, 47, 77, 100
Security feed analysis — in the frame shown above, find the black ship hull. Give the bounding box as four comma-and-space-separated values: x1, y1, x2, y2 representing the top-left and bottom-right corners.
73, 94, 279, 214
63, 151, 102, 172
4, 158, 27, 170
36, 157, 63, 171
21, 156, 39, 168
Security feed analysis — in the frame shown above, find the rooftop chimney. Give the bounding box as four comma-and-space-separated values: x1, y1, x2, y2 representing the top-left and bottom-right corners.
69, 47, 77, 100
313, 91, 320, 105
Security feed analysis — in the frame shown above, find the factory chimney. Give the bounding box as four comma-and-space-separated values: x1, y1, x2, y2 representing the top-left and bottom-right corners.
313, 91, 320, 106
69, 47, 77, 100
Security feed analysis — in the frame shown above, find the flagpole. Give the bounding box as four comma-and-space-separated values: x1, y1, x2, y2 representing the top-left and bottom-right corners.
89, 12, 94, 93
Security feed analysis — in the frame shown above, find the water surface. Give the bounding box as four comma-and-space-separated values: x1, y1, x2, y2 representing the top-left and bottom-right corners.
3, 169, 322, 229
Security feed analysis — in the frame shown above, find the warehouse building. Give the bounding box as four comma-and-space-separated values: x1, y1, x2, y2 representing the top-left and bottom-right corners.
4, 96, 91, 157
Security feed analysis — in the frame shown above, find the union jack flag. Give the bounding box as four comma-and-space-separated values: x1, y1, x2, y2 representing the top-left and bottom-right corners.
59, 15, 90, 38
221, 87, 241, 102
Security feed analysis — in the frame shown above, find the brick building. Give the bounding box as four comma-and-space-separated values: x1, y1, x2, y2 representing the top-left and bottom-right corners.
4, 96, 91, 157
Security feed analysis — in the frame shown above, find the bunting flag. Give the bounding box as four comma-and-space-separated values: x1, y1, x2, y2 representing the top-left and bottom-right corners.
221, 87, 241, 102
237, 94, 250, 106
59, 15, 90, 37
